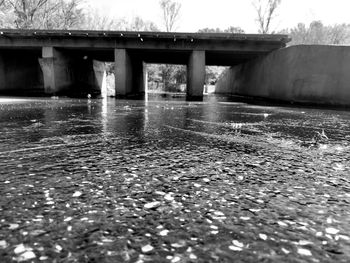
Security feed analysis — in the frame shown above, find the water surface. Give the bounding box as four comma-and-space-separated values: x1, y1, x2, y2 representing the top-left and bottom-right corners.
0, 96, 350, 262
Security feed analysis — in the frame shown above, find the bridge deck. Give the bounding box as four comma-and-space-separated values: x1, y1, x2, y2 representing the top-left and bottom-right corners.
0, 29, 290, 42
0, 29, 290, 66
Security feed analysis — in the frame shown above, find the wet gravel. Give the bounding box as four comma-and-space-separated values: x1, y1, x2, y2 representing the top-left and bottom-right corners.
0, 96, 350, 262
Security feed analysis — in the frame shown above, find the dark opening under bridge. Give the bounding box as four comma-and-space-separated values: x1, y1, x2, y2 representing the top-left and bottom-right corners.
0, 29, 289, 99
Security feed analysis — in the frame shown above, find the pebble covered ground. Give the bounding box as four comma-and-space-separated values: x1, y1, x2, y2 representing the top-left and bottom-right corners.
0, 97, 350, 262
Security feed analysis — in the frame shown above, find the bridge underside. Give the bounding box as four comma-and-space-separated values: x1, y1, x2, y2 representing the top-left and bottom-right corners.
0, 30, 289, 100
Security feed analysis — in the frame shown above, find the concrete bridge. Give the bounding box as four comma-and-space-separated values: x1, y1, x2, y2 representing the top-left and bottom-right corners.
0, 29, 289, 99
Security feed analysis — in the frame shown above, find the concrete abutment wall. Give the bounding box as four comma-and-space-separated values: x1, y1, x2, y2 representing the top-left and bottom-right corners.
216, 45, 350, 106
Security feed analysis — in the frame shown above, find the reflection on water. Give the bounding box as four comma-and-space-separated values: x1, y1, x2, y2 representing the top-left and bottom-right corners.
0, 95, 350, 153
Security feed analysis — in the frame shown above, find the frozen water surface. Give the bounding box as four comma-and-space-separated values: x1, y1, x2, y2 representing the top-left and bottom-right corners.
0, 96, 350, 262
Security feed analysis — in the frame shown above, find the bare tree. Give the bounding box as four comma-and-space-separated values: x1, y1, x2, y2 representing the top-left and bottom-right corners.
5, 0, 49, 28
159, 0, 181, 32
2, 0, 84, 29
252, 0, 281, 34
40, 0, 83, 29
81, 8, 126, 31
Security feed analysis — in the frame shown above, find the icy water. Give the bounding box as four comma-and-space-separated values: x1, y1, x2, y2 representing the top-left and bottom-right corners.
0, 96, 350, 262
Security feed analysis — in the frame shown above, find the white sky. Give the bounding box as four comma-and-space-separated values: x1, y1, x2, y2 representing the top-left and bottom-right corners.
85, 0, 350, 33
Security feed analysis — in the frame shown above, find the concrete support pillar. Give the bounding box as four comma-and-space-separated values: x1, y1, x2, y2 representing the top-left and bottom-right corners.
115, 49, 146, 98
115, 49, 132, 97
187, 50, 206, 100
133, 60, 146, 97
39, 47, 72, 94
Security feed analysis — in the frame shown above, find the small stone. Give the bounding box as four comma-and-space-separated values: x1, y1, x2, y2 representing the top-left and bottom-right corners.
54, 244, 62, 252
0, 240, 8, 249
259, 234, 267, 240
164, 194, 174, 201
277, 221, 288, 227
9, 223, 19, 230
229, 245, 243, 251
30, 230, 45, 236
14, 244, 28, 254
144, 201, 161, 209
212, 211, 225, 216
159, 230, 169, 236
297, 248, 312, 256
171, 256, 181, 263
327, 217, 333, 224
232, 240, 244, 248
15, 251, 36, 262
299, 240, 313, 246
141, 244, 154, 253
171, 241, 186, 248
316, 232, 323, 237
325, 227, 339, 235
281, 248, 290, 254
72, 191, 82, 197
338, 235, 350, 241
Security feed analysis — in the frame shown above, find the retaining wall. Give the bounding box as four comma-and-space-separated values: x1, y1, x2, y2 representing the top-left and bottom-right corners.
215, 45, 350, 106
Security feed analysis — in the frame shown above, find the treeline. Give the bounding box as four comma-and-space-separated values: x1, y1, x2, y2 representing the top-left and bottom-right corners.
284, 21, 350, 45
0, 0, 83, 29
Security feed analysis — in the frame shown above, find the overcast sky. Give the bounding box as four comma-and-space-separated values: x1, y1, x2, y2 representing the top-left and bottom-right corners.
85, 0, 350, 33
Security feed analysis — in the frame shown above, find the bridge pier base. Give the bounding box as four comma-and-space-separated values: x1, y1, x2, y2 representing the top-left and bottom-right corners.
187, 50, 205, 101
115, 49, 145, 98
39, 47, 72, 95
39, 47, 104, 97
115, 49, 132, 97
132, 59, 146, 98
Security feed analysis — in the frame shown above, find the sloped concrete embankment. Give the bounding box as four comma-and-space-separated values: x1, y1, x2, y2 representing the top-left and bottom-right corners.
215, 45, 350, 106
